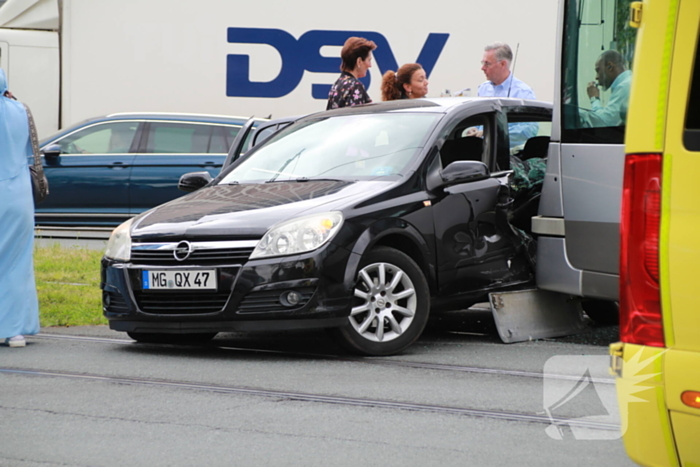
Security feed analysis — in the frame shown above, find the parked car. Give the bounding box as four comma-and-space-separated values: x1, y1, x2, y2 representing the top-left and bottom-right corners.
101, 98, 553, 355
36, 112, 256, 226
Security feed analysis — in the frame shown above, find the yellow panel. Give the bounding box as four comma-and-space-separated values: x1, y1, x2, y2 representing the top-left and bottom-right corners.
665, 349, 700, 415
617, 344, 679, 466
625, 0, 679, 153
663, 0, 700, 352
669, 412, 700, 466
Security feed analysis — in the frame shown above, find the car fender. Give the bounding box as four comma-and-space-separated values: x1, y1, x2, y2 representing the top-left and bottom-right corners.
339, 217, 435, 292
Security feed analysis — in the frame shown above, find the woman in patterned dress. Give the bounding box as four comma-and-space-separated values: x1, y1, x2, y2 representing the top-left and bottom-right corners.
380, 63, 429, 101
326, 37, 377, 110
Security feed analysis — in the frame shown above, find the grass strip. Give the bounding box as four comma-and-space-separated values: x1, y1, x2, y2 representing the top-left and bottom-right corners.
34, 243, 106, 327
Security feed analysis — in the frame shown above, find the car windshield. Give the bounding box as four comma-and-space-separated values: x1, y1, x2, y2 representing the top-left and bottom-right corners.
219, 113, 440, 183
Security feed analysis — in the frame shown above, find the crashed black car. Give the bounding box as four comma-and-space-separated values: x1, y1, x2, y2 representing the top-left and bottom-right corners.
101, 97, 552, 355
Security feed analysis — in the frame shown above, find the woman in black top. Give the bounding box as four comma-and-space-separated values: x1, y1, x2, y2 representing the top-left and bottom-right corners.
326, 37, 377, 110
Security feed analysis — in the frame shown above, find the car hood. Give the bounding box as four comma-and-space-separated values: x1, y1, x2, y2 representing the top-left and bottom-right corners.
131, 179, 392, 239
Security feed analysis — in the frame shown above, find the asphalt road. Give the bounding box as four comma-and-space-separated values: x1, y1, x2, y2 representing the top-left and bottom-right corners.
1, 312, 635, 467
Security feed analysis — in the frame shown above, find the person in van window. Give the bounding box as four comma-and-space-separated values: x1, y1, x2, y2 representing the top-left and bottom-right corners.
473, 42, 538, 148
380, 63, 429, 101
586, 50, 632, 127
0, 68, 40, 348
326, 37, 377, 110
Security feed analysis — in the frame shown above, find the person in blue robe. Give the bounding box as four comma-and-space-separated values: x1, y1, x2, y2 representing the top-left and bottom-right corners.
0, 68, 40, 347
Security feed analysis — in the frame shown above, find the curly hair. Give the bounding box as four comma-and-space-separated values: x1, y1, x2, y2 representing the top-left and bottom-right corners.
380, 63, 423, 101
340, 37, 377, 72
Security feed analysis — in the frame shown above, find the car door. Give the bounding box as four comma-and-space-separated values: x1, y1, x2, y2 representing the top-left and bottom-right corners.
222, 116, 295, 169
430, 109, 528, 296
128, 121, 240, 215
37, 120, 140, 225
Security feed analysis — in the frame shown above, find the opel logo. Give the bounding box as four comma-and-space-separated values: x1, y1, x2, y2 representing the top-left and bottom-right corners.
173, 241, 193, 261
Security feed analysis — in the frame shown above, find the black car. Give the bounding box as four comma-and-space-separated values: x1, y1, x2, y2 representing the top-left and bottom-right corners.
101, 98, 552, 355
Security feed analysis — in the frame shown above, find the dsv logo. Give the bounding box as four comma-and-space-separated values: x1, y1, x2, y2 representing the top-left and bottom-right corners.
226, 28, 449, 99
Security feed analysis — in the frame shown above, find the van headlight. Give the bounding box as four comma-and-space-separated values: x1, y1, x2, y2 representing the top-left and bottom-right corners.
251, 212, 344, 259
104, 218, 134, 261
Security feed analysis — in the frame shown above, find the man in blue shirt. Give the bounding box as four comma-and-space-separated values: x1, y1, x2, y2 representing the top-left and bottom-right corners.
586, 50, 631, 127
476, 42, 537, 148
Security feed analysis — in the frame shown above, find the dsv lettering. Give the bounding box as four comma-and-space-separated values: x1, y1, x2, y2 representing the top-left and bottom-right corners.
226, 28, 450, 99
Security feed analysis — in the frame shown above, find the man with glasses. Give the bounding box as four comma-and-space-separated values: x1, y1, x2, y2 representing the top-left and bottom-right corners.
473, 42, 537, 148
478, 42, 535, 100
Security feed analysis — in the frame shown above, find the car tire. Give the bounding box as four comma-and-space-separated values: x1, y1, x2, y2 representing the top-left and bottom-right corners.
126, 332, 218, 345
581, 300, 619, 325
332, 246, 430, 356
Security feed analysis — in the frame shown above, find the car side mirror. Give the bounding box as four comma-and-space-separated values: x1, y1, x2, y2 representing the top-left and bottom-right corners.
42, 144, 62, 159
178, 171, 213, 192
435, 160, 490, 189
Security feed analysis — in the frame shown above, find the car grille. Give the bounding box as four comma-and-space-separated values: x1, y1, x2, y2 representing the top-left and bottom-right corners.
104, 291, 130, 314
134, 291, 231, 315
238, 287, 316, 314
131, 240, 258, 266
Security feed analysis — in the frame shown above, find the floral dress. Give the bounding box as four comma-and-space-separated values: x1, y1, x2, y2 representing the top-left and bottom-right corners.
326, 72, 371, 110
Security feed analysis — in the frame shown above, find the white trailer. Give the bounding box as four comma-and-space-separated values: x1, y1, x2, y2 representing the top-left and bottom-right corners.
0, 0, 558, 138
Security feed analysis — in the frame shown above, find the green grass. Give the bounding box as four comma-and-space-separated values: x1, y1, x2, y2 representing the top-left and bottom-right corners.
34, 243, 106, 327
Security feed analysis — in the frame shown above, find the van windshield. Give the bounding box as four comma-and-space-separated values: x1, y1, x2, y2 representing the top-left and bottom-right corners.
219, 113, 440, 184
561, 0, 637, 144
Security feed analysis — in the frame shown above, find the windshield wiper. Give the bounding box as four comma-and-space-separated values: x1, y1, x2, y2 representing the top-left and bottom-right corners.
295, 177, 342, 182
267, 148, 305, 182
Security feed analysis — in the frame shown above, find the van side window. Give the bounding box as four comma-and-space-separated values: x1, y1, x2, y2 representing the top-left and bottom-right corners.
560, 0, 637, 144
683, 40, 700, 151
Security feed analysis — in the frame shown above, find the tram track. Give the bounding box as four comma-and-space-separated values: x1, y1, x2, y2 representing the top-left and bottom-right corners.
0, 365, 619, 432
34, 332, 615, 385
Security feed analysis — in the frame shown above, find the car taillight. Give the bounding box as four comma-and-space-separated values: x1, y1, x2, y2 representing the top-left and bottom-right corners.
619, 154, 664, 347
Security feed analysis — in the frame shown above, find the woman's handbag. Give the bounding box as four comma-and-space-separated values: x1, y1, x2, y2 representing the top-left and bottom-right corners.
24, 104, 49, 204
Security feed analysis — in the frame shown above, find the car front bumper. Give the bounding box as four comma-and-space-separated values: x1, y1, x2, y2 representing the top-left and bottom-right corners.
101, 242, 355, 334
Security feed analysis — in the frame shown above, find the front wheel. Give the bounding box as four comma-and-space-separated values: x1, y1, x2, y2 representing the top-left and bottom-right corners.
332, 246, 430, 356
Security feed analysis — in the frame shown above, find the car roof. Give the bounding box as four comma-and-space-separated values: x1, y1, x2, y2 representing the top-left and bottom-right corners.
302, 97, 553, 120
103, 112, 250, 125
39, 112, 254, 146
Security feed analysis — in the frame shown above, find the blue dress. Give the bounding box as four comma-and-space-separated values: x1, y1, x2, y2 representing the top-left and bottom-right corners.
0, 68, 40, 339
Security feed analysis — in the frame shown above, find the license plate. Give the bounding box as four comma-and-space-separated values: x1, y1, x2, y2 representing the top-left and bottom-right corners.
142, 270, 217, 290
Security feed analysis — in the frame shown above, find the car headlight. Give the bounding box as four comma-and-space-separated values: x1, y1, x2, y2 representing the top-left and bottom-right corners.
104, 218, 134, 261
251, 212, 344, 259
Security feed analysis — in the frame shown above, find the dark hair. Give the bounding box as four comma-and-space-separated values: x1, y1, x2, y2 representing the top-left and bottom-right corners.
599, 50, 626, 69
380, 63, 423, 101
340, 37, 377, 72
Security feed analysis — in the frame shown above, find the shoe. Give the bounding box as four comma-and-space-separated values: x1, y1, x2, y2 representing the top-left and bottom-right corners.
5, 335, 26, 348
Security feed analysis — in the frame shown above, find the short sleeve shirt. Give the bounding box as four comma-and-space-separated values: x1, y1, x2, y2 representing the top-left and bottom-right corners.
326, 72, 372, 110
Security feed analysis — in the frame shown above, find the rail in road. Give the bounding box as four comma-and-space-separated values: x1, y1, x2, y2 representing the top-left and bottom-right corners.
2, 333, 619, 433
